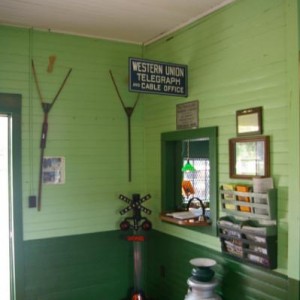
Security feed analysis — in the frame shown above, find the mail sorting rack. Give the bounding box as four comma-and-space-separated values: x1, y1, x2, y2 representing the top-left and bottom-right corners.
218, 188, 277, 269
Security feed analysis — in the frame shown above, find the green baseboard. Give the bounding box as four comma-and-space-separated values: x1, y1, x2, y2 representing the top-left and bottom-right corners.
23, 231, 134, 300
22, 230, 300, 300
288, 277, 300, 300
145, 230, 296, 300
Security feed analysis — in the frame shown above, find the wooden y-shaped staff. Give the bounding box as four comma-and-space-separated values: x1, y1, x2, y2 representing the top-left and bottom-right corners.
32, 59, 72, 211
109, 70, 140, 182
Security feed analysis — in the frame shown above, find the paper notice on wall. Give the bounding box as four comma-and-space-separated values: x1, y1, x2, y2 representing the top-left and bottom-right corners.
252, 177, 273, 193
42, 156, 65, 184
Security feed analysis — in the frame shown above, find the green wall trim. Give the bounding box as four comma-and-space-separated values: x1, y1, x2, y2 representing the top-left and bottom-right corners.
0, 93, 24, 300
288, 277, 300, 300
146, 230, 294, 300
286, 0, 300, 280
24, 231, 134, 300
17, 228, 300, 300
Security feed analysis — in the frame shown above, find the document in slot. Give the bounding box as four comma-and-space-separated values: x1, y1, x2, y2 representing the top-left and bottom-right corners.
166, 209, 202, 220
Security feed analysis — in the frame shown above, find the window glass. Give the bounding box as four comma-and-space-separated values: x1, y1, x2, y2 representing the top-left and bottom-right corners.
182, 158, 210, 204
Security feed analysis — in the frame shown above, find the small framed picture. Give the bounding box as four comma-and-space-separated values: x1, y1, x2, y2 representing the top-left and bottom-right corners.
42, 156, 65, 184
236, 106, 262, 136
229, 135, 270, 179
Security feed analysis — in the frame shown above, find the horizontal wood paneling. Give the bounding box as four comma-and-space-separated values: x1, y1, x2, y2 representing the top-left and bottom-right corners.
1, 0, 298, 294
143, 0, 290, 273
146, 231, 290, 300
0, 25, 147, 240
22, 230, 297, 300
24, 231, 133, 300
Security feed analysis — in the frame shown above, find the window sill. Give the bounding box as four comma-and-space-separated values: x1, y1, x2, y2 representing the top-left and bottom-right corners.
160, 212, 211, 227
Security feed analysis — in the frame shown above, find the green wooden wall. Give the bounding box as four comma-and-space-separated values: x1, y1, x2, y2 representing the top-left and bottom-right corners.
24, 231, 134, 300
143, 0, 299, 281
0, 25, 147, 240
146, 231, 290, 300
23, 229, 298, 300
0, 0, 300, 299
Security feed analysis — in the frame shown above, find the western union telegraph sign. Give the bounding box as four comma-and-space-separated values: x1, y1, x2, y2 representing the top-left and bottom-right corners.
129, 57, 188, 97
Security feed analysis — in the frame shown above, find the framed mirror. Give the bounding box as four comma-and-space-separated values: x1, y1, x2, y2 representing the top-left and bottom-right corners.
236, 106, 262, 136
229, 135, 270, 179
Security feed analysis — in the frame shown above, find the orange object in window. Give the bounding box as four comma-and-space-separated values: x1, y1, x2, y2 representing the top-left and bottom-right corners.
132, 293, 144, 300
182, 180, 195, 197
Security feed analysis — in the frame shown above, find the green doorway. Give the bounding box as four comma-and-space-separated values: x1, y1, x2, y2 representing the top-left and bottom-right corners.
0, 93, 24, 300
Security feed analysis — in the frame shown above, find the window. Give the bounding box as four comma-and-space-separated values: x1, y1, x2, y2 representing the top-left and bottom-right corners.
161, 127, 218, 236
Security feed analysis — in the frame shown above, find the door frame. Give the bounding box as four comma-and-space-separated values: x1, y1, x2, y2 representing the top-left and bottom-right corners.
0, 93, 24, 300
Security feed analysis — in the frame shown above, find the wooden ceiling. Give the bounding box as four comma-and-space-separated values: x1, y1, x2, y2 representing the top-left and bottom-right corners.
0, 0, 235, 44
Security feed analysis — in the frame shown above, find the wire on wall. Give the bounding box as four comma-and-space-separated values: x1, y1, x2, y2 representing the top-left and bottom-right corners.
28, 28, 34, 198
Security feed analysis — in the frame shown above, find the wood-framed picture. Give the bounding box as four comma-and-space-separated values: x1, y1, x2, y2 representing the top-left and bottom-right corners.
236, 106, 262, 136
229, 135, 270, 179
